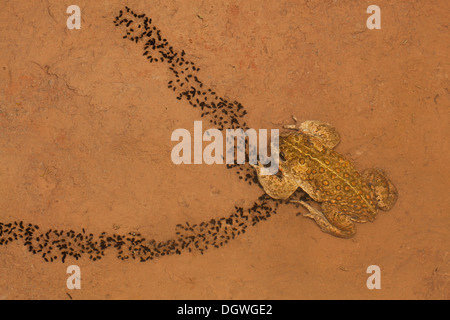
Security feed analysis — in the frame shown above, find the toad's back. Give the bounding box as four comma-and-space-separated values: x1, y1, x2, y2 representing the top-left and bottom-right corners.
280, 133, 377, 216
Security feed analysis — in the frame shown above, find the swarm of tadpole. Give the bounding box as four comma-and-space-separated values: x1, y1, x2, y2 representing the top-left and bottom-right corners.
0, 7, 306, 262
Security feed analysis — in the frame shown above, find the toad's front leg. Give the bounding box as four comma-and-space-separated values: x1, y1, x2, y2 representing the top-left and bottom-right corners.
251, 162, 298, 200
284, 119, 341, 149
293, 200, 356, 238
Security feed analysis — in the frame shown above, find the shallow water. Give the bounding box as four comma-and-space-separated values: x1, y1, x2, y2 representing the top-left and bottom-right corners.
0, 0, 448, 299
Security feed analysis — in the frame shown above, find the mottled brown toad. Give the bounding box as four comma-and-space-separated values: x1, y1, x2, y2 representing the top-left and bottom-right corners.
252, 120, 398, 238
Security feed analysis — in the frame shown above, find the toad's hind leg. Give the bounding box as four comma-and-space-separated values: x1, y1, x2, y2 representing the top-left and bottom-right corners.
284, 120, 341, 149
293, 200, 356, 238
362, 168, 398, 211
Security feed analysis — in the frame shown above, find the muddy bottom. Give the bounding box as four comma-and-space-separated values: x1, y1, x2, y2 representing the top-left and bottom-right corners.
0, 1, 448, 299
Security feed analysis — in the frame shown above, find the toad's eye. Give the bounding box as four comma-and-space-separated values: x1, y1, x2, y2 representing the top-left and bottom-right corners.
280, 152, 286, 162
